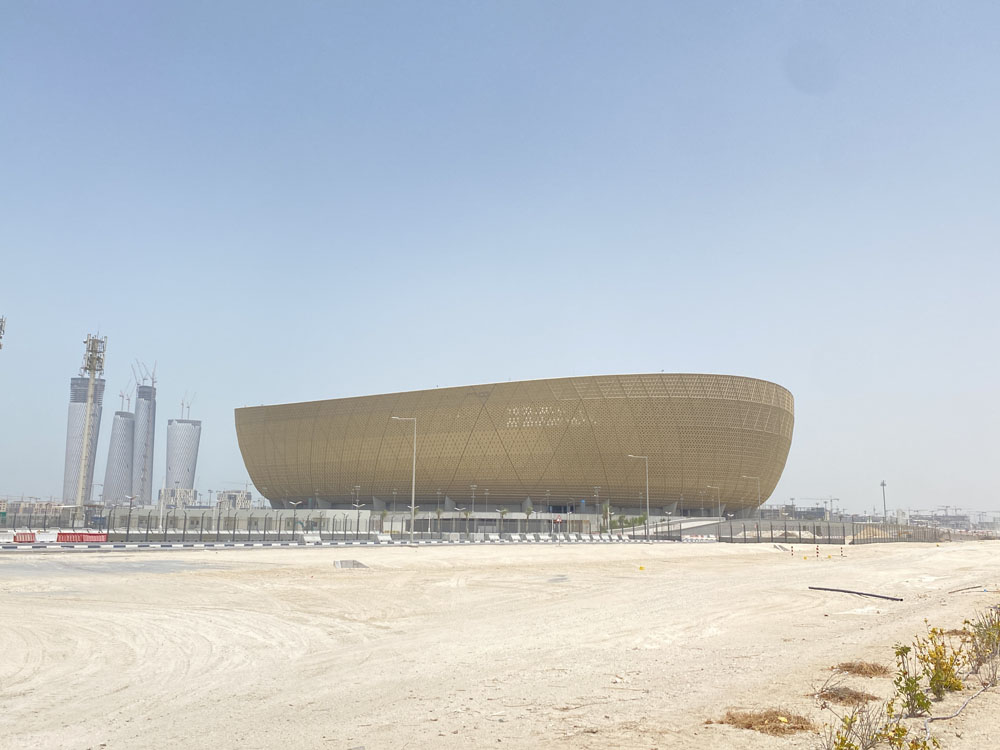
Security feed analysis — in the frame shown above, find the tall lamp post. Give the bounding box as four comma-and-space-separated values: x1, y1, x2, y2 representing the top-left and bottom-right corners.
707, 485, 721, 519
289, 500, 302, 540
351, 486, 364, 540
392, 416, 417, 544
627, 455, 649, 540
124, 495, 135, 542
593, 486, 602, 531
880, 480, 887, 524
741, 475, 761, 521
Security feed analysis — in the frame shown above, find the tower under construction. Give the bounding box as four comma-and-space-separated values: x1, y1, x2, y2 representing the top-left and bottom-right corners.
132, 383, 156, 505
61, 335, 107, 505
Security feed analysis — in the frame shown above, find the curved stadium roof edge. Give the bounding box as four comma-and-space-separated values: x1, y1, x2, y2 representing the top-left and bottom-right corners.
244, 372, 793, 409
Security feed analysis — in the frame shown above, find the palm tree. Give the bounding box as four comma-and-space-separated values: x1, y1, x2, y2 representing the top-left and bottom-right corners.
524, 503, 534, 534
498, 507, 508, 535
463, 509, 472, 534
380, 509, 388, 533
435, 506, 444, 533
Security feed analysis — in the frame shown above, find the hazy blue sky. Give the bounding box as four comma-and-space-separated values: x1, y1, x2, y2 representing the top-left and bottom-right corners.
1, 2, 997, 516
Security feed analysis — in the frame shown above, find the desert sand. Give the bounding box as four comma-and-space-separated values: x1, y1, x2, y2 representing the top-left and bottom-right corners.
2, 541, 998, 749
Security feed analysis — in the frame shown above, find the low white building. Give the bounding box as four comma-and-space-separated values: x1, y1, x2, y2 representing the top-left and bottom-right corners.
158, 487, 199, 509
217, 490, 252, 510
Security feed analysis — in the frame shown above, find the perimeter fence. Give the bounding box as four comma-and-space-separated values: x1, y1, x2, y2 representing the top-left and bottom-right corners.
2, 507, 995, 545
0, 507, 602, 543
712, 521, 993, 545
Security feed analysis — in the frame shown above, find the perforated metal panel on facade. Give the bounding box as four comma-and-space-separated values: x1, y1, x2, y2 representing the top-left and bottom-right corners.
62, 377, 106, 502
102, 410, 134, 506
235, 373, 795, 514
165, 419, 201, 490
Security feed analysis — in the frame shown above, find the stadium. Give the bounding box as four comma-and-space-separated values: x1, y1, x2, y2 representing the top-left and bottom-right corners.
235, 373, 794, 520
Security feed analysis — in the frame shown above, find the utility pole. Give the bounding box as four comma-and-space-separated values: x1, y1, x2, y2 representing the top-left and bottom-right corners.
880, 480, 887, 523
75, 334, 107, 524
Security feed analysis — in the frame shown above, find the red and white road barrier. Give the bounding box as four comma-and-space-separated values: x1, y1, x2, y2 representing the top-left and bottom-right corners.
56, 533, 108, 543
3, 532, 109, 544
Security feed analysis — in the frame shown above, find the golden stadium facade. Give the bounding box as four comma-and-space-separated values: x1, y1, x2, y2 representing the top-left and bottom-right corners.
235, 373, 794, 517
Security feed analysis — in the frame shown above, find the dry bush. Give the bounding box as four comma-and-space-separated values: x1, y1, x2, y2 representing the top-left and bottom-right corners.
813, 672, 879, 708
718, 708, 815, 735
833, 661, 892, 678
816, 685, 878, 706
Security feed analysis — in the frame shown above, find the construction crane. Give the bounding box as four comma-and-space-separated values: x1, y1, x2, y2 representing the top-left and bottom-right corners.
179, 391, 197, 419
119, 377, 134, 411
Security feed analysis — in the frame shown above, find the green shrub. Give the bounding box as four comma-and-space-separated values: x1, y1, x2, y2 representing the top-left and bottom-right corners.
913, 626, 963, 699
892, 645, 931, 717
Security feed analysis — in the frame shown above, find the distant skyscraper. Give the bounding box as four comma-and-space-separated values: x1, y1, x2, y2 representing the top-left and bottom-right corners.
165, 418, 202, 491
62, 376, 106, 503
102, 411, 134, 506
132, 384, 156, 505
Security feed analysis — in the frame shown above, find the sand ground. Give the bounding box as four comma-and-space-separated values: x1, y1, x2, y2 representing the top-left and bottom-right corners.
2, 541, 999, 749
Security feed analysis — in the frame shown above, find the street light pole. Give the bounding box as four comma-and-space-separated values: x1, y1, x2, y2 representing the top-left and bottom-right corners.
124, 495, 134, 542
593, 486, 602, 531
707, 485, 721, 519
741, 475, 761, 521
880, 480, 887, 524
351, 486, 365, 540
392, 416, 417, 544
289, 500, 302, 540
627, 455, 649, 540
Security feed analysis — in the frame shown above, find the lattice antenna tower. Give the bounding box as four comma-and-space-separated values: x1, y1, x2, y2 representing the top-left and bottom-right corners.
75, 334, 107, 510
